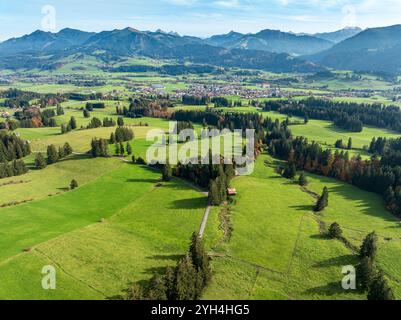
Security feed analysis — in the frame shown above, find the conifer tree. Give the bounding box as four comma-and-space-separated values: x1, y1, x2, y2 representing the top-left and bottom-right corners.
162, 162, 172, 182
360, 232, 378, 260
56, 105, 64, 116
109, 132, 116, 144
69, 116, 77, 130
357, 256, 375, 292
115, 143, 120, 155
117, 116, 124, 126
63, 142, 73, 156
70, 179, 78, 190
209, 179, 221, 206
189, 232, 212, 292
298, 172, 308, 186
35, 152, 46, 169
174, 254, 197, 300
147, 275, 167, 300
347, 137, 353, 150
283, 163, 296, 179
328, 222, 343, 239
126, 143, 132, 155
367, 271, 395, 300
126, 284, 144, 300
47, 144, 59, 164
315, 187, 329, 212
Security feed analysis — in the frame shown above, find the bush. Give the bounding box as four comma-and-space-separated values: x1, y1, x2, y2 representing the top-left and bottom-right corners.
328, 222, 343, 239
70, 179, 78, 190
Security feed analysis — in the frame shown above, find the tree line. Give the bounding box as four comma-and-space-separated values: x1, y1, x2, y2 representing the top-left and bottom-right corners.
126, 232, 211, 300
264, 97, 401, 133
266, 119, 401, 216
0, 131, 31, 162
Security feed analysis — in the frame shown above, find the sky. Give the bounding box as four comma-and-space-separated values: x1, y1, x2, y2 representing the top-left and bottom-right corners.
0, 0, 401, 41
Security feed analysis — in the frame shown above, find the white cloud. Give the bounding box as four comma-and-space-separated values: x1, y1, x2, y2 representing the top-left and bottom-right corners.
166, 0, 198, 5
213, 0, 241, 9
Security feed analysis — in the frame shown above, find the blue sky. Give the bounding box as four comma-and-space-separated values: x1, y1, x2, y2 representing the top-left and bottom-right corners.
0, 0, 401, 40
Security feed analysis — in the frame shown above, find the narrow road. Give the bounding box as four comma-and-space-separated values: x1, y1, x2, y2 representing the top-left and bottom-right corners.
199, 205, 212, 238
116, 157, 213, 238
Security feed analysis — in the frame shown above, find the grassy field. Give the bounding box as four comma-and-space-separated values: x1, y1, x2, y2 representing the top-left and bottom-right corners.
204, 154, 401, 299
0, 163, 207, 299
0, 156, 123, 205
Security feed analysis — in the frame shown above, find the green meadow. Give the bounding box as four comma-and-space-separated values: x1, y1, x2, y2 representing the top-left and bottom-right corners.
0, 163, 207, 299
204, 154, 401, 299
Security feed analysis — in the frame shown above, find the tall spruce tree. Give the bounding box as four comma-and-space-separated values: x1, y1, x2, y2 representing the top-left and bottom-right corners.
47, 144, 59, 164
35, 152, 47, 169
360, 232, 378, 260
298, 172, 308, 186
356, 256, 375, 292
174, 254, 197, 300
315, 187, 329, 212
189, 232, 212, 293
367, 271, 395, 300
162, 163, 172, 182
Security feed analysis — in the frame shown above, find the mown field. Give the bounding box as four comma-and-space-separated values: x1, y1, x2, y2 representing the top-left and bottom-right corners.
203, 154, 401, 300
0, 163, 207, 299
2, 73, 401, 300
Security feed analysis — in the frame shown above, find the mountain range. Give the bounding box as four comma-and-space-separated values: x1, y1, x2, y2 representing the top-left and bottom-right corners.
309, 25, 401, 73
1, 25, 401, 74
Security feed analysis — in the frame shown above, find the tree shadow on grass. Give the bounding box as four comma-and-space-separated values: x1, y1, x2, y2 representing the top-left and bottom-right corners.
148, 254, 184, 261
313, 254, 357, 268
328, 184, 398, 225
107, 279, 150, 300
170, 197, 207, 210
126, 178, 161, 184
289, 204, 315, 211
303, 281, 351, 297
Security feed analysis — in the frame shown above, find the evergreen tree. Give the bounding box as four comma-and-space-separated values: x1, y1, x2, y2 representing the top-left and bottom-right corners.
126, 284, 144, 300
70, 179, 78, 190
367, 271, 395, 300
174, 254, 197, 300
356, 256, 375, 292
35, 152, 47, 169
56, 105, 64, 116
162, 162, 172, 182
328, 222, 343, 239
48, 118, 57, 127
63, 142, 73, 156
360, 232, 378, 260
189, 232, 212, 295
347, 137, 353, 150
315, 187, 329, 212
209, 179, 221, 206
283, 163, 296, 179
58, 146, 65, 159
164, 267, 176, 300
147, 275, 168, 300
117, 116, 124, 126
119, 142, 125, 156
69, 116, 77, 130
109, 132, 116, 144
126, 143, 132, 155
298, 172, 308, 186
47, 145, 59, 164
83, 109, 90, 118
